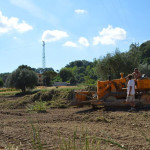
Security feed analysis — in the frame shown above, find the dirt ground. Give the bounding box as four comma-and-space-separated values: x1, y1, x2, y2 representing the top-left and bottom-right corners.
0, 96, 150, 150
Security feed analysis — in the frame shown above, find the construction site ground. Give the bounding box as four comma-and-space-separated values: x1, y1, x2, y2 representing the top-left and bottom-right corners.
0, 96, 150, 150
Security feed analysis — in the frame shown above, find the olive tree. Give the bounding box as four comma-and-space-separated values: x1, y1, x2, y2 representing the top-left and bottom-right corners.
7, 65, 38, 93
96, 50, 138, 80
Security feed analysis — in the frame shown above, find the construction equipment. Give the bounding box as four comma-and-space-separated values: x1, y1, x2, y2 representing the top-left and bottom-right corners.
73, 73, 150, 108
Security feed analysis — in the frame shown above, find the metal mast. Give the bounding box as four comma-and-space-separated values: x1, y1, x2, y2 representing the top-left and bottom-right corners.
42, 41, 45, 69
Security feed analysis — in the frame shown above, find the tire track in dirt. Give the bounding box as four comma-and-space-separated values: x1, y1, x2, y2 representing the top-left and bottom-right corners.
0, 130, 57, 150
0, 111, 24, 116
0, 131, 32, 150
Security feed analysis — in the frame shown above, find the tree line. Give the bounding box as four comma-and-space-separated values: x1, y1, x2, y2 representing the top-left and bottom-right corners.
0, 40, 150, 92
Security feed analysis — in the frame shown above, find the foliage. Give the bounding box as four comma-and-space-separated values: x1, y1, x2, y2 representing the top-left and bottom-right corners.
70, 77, 77, 85
59, 68, 73, 82
139, 41, 150, 64
0, 77, 3, 87
57, 42, 150, 83
53, 74, 62, 82
29, 119, 43, 150
0, 86, 87, 109
43, 71, 57, 86
6, 65, 38, 93
33, 67, 54, 74
49, 99, 68, 108
1, 41, 150, 85
64, 60, 97, 84
139, 63, 150, 77
66, 60, 93, 68
96, 49, 138, 80
127, 43, 140, 66
18, 65, 33, 71
27, 100, 47, 113
59, 129, 127, 150
0, 72, 10, 86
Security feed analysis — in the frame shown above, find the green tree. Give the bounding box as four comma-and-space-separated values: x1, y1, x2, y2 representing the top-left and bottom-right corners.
139, 40, 150, 66
18, 65, 33, 71
53, 74, 62, 82
84, 76, 95, 84
65, 60, 97, 84
139, 63, 150, 77
35, 67, 54, 73
127, 43, 140, 66
43, 71, 57, 86
0, 78, 3, 87
59, 68, 73, 82
70, 77, 77, 85
96, 50, 138, 80
0, 73, 10, 86
7, 65, 38, 93
65, 60, 92, 68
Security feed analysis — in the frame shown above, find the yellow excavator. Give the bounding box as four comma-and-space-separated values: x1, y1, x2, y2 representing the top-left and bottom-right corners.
72, 73, 150, 108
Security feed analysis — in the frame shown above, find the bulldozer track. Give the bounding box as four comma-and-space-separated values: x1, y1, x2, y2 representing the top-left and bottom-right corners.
74, 89, 150, 107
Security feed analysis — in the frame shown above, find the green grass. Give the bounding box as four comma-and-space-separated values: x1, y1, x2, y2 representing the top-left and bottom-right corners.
0, 91, 20, 96
58, 129, 128, 150
0, 87, 71, 109
0, 88, 20, 96
29, 119, 43, 150
27, 100, 47, 113
0, 88, 19, 92
48, 99, 68, 108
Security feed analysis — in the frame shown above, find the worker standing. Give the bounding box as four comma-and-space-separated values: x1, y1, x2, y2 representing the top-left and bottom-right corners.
132, 68, 141, 79
126, 74, 136, 112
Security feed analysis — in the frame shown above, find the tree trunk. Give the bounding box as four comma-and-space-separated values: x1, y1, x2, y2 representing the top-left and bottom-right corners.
22, 87, 26, 93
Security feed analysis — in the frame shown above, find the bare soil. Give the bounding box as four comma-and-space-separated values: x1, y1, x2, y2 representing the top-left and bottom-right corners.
0, 96, 150, 150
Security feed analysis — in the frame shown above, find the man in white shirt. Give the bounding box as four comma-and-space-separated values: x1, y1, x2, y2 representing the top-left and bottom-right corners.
126, 74, 136, 111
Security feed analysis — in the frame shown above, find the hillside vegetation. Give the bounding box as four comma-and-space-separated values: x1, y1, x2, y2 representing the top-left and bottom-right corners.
0, 41, 150, 87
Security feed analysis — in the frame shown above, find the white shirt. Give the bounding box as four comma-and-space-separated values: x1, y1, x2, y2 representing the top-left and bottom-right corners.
127, 79, 135, 95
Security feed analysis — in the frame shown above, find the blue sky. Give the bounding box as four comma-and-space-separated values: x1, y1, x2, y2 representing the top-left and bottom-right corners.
0, 0, 150, 73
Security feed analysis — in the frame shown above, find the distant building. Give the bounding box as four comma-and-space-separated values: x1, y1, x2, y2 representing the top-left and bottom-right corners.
37, 73, 43, 85
53, 82, 69, 86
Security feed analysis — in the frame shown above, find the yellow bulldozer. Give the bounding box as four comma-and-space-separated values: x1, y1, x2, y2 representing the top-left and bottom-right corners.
72, 73, 150, 108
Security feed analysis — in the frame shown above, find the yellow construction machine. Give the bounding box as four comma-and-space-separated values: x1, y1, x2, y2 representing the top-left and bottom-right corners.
73, 73, 150, 108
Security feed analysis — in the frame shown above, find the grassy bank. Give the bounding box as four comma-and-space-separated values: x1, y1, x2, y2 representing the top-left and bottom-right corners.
0, 85, 88, 109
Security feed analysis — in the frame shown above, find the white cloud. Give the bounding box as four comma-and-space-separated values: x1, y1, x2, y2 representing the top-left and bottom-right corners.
78, 37, 89, 47
75, 9, 87, 14
93, 25, 126, 45
0, 11, 32, 35
63, 41, 77, 47
42, 30, 69, 42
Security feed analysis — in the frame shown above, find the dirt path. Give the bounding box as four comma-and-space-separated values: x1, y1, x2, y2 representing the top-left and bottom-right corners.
0, 107, 150, 150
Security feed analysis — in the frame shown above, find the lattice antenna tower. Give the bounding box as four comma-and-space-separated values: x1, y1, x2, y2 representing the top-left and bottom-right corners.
42, 41, 46, 69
